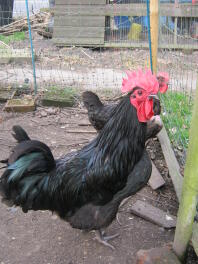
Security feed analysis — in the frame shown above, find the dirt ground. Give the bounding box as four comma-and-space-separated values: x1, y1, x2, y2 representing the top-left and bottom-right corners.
0, 102, 197, 264
1, 32, 197, 93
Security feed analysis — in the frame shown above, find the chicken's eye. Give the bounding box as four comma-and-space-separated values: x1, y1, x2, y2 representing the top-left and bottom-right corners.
138, 90, 142, 96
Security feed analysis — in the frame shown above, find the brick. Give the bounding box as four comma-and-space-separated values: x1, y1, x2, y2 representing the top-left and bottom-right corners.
136, 246, 181, 264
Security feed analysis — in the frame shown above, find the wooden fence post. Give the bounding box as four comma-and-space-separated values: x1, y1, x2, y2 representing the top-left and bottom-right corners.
173, 78, 198, 261
150, 0, 159, 73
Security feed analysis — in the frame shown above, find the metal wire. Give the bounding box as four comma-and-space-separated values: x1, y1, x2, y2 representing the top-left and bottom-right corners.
25, 0, 37, 94
0, 0, 197, 161
146, 0, 153, 73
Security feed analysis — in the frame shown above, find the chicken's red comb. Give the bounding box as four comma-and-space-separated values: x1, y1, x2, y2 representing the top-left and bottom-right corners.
157, 72, 169, 83
157, 72, 169, 93
122, 68, 159, 94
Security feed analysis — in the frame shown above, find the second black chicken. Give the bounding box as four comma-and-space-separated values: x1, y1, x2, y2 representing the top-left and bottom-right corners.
82, 91, 163, 140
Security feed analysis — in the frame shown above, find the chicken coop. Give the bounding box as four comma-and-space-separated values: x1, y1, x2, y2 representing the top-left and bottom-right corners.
53, 0, 198, 49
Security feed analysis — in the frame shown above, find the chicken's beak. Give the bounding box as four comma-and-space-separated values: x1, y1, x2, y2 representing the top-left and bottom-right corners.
148, 94, 159, 100
149, 95, 161, 116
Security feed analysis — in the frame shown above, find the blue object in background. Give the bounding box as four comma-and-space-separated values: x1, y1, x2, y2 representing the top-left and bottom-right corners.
139, 16, 175, 31
114, 15, 175, 32
114, 16, 131, 30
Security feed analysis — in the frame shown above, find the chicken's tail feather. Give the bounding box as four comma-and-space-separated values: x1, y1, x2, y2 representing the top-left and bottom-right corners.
0, 126, 56, 212
12, 125, 30, 142
82, 91, 103, 110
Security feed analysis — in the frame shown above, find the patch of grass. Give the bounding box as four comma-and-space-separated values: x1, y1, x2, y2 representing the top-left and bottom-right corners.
0, 32, 26, 45
160, 91, 193, 149
40, 8, 50, 13
44, 86, 78, 100
42, 87, 79, 107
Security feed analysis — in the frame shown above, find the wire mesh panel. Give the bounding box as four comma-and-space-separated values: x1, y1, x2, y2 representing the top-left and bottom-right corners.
158, 1, 198, 166
0, 0, 197, 160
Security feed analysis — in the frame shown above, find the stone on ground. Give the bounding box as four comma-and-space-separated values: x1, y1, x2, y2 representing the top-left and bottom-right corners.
136, 246, 181, 264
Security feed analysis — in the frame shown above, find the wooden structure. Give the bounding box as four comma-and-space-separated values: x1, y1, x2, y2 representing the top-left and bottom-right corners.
53, 1, 198, 49
0, 0, 14, 26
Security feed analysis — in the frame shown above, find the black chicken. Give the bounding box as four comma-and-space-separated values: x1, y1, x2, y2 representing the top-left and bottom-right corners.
0, 85, 160, 250
82, 91, 162, 140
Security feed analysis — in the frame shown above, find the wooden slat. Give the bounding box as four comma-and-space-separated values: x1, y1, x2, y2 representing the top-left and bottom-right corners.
54, 4, 198, 17
54, 16, 105, 27
131, 200, 177, 228
148, 161, 165, 190
55, 0, 106, 5
53, 40, 198, 49
54, 4, 147, 16
53, 37, 104, 46
53, 26, 104, 38
160, 3, 198, 17
104, 42, 198, 50
157, 127, 183, 201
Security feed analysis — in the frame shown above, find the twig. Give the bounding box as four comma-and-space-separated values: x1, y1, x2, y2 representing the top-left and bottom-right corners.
50, 140, 89, 149
0, 40, 10, 48
78, 123, 91, 127
61, 109, 87, 115
66, 130, 96, 134
80, 49, 94, 60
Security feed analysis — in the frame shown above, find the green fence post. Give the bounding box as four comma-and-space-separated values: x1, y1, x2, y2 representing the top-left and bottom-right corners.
173, 78, 198, 261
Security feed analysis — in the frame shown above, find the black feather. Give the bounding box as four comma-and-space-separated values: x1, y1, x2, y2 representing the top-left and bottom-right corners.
82, 91, 162, 139
12, 125, 30, 142
0, 92, 153, 234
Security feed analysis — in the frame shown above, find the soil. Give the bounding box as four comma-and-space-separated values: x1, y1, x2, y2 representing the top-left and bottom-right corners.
0, 102, 197, 264
1, 32, 197, 93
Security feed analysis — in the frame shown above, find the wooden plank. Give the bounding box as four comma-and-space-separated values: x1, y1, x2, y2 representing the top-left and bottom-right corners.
148, 161, 165, 190
53, 37, 104, 46
54, 16, 105, 27
53, 26, 104, 38
0, 49, 32, 64
160, 3, 198, 17
157, 127, 183, 201
130, 200, 177, 228
54, 4, 198, 17
104, 42, 198, 50
53, 40, 198, 49
53, 4, 147, 16
55, 0, 106, 5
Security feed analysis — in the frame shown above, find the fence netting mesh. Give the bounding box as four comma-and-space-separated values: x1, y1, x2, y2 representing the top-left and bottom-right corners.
0, 0, 197, 165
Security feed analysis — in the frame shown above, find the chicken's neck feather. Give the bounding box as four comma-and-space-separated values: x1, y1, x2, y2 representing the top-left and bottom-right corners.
87, 94, 147, 179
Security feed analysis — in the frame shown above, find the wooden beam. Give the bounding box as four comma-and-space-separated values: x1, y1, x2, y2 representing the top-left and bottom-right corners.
55, 0, 106, 5
54, 16, 105, 27
157, 127, 183, 202
53, 26, 104, 38
150, 0, 159, 74
53, 4, 198, 17
53, 37, 104, 46
53, 41, 198, 50
160, 3, 198, 17
53, 4, 147, 16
